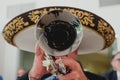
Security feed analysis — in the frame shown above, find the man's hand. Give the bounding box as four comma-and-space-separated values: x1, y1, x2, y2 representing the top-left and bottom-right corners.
55, 57, 88, 80
29, 43, 48, 79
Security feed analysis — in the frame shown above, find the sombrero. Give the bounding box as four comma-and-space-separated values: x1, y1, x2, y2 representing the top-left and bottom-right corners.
2, 6, 115, 55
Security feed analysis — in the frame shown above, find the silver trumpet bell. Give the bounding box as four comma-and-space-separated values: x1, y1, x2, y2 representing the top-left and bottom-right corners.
36, 10, 83, 56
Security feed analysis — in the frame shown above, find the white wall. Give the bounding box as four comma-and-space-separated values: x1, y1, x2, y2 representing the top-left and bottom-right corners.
0, 34, 20, 80
0, 0, 120, 80
3, 43, 20, 80
0, 34, 5, 76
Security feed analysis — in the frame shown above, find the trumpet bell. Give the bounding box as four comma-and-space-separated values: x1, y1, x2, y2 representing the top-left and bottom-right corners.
36, 10, 83, 56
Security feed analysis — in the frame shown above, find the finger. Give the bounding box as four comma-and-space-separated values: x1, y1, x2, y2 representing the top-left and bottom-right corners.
55, 57, 81, 71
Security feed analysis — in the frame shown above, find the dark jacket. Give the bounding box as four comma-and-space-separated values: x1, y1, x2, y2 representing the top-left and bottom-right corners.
17, 71, 106, 80
102, 70, 117, 80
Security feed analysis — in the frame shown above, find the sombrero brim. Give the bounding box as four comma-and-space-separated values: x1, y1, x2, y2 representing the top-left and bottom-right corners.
2, 6, 115, 54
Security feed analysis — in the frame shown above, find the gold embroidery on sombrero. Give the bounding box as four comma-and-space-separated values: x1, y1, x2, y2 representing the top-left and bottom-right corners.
2, 17, 29, 45
63, 8, 95, 27
28, 9, 47, 23
28, 7, 95, 27
28, 8, 61, 24
97, 19, 115, 48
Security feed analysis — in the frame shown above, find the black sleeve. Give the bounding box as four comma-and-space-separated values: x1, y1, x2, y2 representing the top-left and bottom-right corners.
102, 70, 117, 80
84, 71, 106, 80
